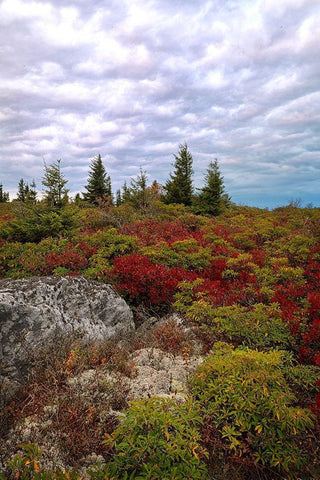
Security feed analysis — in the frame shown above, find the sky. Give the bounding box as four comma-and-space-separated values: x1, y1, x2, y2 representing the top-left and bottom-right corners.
0, 0, 319, 209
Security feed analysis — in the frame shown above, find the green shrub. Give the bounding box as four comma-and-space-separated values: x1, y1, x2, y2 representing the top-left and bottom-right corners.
142, 239, 212, 271
90, 397, 208, 479
190, 343, 315, 473
1, 443, 79, 479
82, 228, 138, 281
175, 281, 294, 349
0, 205, 80, 243
83, 228, 138, 257
184, 301, 295, 349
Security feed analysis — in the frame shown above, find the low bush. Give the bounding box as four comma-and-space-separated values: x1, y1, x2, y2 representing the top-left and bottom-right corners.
89, 397, 208, 479
1, 443, 79, 479
190, 343, 315, 475
111, 253, 194, 307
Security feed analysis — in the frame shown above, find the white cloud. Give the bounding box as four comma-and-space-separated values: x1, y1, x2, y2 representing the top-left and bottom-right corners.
0, 0, 319, 207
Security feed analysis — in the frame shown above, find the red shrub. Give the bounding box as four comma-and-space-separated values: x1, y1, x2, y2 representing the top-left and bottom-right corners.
111, 253, 193, 306
153, 321, 190, 354
121, 219, 199, 247
43, 250, 89, 274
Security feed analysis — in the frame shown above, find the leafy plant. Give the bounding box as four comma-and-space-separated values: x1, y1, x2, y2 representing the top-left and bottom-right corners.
2, 443, 79, 479
89, 397, 208, 479
111, 253, 192, 307
190, 343, 315, 473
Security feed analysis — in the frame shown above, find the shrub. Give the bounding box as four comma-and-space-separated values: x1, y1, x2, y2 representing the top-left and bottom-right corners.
110, 253, 192, 307
82, 228, 139, 281
0, 205, 80, 243
190, 343, 315, 473
174, 280, 295, 349
153, 320, 192, 355
1, 443, 79, 479
142, 238, 212, 271
6, 338, 135, 464
89, 397, 208, 479
120, 219, 197, 246
182, 301, 294, 349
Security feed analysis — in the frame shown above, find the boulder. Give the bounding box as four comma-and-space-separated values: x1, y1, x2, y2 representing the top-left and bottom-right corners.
0, 276, 134, 400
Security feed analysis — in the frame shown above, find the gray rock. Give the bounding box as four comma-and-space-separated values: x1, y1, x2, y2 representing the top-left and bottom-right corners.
129, 348, 203, 401
0, 276, 134, 400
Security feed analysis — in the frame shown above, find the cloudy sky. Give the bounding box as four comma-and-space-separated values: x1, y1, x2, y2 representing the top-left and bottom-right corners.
0, 0, 319, 208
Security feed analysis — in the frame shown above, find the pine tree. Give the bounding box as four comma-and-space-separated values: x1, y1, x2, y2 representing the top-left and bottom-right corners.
129, 168, 148, 209
26, 179, 37, 204
17, 179, 27, 202
115, 189, 122, 206
42, 159, 69, 207
74, 193, 82, 205
121, 181, 131, 203
0, 184, 9, 203
164, 143, 194, 206
83, 154, 112, 205
194, 159, 230, 216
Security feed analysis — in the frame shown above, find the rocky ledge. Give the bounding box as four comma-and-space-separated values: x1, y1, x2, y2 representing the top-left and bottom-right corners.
0, 276, 134, 399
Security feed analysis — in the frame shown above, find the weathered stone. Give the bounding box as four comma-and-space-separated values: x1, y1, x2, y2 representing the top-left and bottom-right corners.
0, 276, 134, 399
128, 348, 202, 401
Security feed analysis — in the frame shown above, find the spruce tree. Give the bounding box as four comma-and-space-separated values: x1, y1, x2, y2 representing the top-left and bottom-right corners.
17, 179, 27, 202
121, 181, 131, 203
0, 184, 9, 203
42, 159, 69, 207
17, 178, 34, 203
129, 168, 148, 209
83, 154, 112, 205
26, 179, 37, 204
164, 143, 194, 206
194, 159, 230, 216
115, 189, 122, 206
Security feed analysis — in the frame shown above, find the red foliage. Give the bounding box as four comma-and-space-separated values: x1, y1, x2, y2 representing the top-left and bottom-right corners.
0, 214, 14, 222
110, 253, 195, 306
249, 249, 267, 267
153, 321, 190, 354
43, 250, 89, 274
202, 258, 227, 281
77, 241, 98, 258
121, 219, 201, 247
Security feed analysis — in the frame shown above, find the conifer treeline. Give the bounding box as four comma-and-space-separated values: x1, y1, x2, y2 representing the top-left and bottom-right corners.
1, 144, 230, 216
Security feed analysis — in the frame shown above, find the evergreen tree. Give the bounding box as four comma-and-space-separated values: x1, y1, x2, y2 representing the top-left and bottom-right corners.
194, 159, 230, 216
164, 143, 194, 206
129, 168, 148, 209
115, 189, 122, 206
0, 184, 9, 203
17, 178, 27, 202
121, 181, 131, 203
73, 193, 82, 205
17, 178, 34, 203
83, 154, 112, 205
42, 159, 69, 207
26, 179, 37, 204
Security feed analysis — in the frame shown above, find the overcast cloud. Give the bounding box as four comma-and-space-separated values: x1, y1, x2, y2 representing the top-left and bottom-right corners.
0, 0, 319, 208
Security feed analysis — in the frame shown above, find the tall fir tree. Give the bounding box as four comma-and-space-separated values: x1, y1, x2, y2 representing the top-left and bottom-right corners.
121, 181, 131, 203
17, 178, 27, 202
129, 168, 148, 209
42, 159, 69, 207
194, 159, 230, 216
0, 184, 9, 203
164, 143, 194, 206
115, 189, 122, 206
26, 179, 37, 204
83, 154, 112, 205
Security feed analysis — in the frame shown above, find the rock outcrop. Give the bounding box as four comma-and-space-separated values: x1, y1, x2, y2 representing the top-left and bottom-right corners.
129, 347, 202, 401
0, 276, 134, 399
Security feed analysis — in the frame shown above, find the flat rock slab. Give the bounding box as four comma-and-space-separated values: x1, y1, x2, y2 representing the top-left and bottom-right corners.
0, 276, 134, 399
